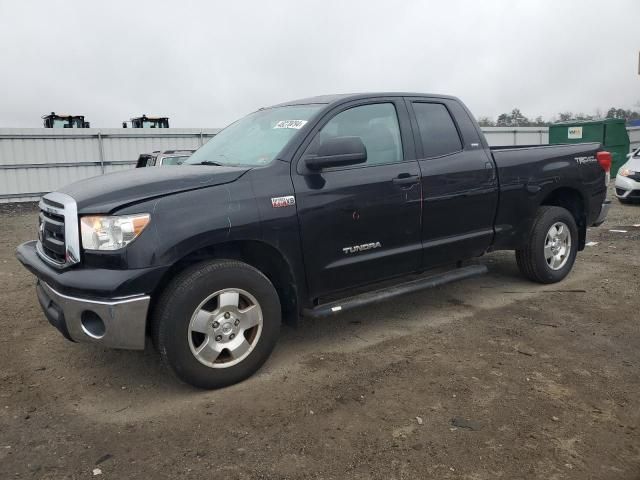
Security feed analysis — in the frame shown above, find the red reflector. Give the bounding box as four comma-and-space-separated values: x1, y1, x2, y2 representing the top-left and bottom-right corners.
596, 151, 612, 172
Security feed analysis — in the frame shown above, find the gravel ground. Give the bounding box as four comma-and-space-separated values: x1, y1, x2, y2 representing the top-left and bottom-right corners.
0, 189, 639, 479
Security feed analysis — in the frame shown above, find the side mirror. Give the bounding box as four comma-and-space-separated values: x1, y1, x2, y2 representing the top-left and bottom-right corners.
304, 136, 367, 171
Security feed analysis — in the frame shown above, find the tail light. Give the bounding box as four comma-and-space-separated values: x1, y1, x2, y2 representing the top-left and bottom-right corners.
596, 151, 612, 172
596, 151, 612, 186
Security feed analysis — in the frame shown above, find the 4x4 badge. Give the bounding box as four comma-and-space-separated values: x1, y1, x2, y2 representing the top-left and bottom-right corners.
271, 195, 296, 208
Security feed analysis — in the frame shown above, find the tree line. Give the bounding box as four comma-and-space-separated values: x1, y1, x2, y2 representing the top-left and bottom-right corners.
477, 107, 640, 127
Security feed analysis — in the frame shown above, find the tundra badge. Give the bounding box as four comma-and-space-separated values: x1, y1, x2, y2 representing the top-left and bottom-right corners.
342, 242, 382, 254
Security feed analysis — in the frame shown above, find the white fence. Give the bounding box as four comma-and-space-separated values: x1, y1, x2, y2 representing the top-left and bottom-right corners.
0, 129, 219, 203
483, 126, 640, 148
1, 126, 638, 203
628, 126, 640, 150
482, 127, 548, 146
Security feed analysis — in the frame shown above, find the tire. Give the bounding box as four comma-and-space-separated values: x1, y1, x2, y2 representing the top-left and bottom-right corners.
152, 259, 281, 389
515, 206, 578, 284
618, 197, 631, 205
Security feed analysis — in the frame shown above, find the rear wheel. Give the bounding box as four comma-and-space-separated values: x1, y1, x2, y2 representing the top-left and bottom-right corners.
153, 260, 281, 389
515, 206, 578, 284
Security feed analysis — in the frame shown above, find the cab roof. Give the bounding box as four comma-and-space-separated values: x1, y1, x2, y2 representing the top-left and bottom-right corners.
131, 115, 169, 120
268, 92, 457, 108
41, 113, 86, 119
148, 149, 195, 155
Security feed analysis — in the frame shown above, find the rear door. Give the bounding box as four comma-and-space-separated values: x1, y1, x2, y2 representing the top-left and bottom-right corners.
406, 98, 498, 267
292, 99, 422, 298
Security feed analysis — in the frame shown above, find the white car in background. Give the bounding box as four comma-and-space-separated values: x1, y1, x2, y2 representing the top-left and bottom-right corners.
135, 149, 195, 168
615, 148, 640, 203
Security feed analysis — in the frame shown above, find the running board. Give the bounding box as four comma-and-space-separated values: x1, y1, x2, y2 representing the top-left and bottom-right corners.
303, 264, 488, 318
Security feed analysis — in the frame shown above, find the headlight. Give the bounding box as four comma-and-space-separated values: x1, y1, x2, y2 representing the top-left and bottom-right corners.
80, 214, 150, 251
618, 168, 631, 177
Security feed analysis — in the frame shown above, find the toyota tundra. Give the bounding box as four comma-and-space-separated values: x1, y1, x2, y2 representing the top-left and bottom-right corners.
17, 93, 612, 388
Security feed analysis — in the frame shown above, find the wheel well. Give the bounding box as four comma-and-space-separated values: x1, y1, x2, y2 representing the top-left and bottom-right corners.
150, 241, 299, 327
540, 187, 587, 250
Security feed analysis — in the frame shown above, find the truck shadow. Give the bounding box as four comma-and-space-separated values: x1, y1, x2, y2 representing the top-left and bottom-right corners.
65, 251, 526, 395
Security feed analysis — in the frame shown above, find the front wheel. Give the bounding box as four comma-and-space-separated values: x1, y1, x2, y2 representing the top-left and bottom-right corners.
515, 206, 578, 284
153, 260, 281, 389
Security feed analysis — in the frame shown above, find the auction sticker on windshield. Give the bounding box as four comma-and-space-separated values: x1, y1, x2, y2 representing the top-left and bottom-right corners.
274, 120, 308, 129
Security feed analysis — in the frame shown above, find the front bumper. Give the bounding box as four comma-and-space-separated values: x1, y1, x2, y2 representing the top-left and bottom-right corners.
592, 199, 611, 227
615, 175, 640, 199
16, 240, 162, 350
36, 281, 150, 349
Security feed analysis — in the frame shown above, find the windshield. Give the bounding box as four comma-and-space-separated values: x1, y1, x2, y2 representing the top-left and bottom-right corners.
52, 118, 80, 128
185, 105, 322, 167
142, 121, 163, 128
161, 155, 189, 166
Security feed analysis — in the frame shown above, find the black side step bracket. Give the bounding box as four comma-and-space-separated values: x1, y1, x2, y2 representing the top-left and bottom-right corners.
302, 264, 488, 318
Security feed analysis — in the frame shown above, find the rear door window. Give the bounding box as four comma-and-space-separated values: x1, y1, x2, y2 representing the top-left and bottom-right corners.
412, 103, 462, 158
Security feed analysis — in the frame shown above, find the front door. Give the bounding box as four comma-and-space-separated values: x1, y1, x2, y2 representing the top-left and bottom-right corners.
292, 100, 422, 298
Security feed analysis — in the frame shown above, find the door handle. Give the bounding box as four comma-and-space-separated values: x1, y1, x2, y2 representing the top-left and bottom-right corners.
392, 173, 419, 185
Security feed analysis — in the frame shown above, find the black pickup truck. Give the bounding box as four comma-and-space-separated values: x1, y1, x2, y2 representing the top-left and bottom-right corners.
17, 93, 612, 388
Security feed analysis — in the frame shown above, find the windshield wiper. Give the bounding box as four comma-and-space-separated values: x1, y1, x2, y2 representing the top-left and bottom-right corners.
195, 160, 224, 166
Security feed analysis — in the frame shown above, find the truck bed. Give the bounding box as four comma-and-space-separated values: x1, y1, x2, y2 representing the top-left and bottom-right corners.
488, 142, 607, 250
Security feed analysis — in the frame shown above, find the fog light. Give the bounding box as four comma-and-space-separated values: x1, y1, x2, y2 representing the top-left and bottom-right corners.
81, 311, 106, 339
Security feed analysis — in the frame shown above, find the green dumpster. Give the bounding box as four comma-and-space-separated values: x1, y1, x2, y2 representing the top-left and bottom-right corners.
549, 119, 629, 176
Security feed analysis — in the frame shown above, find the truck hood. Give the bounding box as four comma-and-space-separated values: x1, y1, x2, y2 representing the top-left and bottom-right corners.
60, 165, 251, 213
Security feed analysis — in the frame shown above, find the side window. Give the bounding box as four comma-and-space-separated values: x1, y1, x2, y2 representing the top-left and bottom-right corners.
306, 103, 403, 166
412, 103, 462, 158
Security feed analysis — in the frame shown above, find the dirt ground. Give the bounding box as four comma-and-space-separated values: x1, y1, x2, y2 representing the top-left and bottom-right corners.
1, 189, 639, 480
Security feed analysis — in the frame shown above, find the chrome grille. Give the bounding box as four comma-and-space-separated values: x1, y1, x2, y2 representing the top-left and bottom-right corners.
36, 192, 80, 268
39, 208, 66, 262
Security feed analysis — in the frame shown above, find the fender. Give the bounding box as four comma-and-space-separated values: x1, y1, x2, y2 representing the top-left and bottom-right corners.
490, 144, 599, 251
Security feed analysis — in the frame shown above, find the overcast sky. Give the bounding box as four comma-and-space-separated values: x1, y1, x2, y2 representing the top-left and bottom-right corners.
1, 0, 639, 128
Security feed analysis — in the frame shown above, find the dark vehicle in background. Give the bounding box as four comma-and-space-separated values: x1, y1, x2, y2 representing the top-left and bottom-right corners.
135, 150, 195, 168
42, 112, 90, 128
123, 115, 170, 128
17, 93, 611, 389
